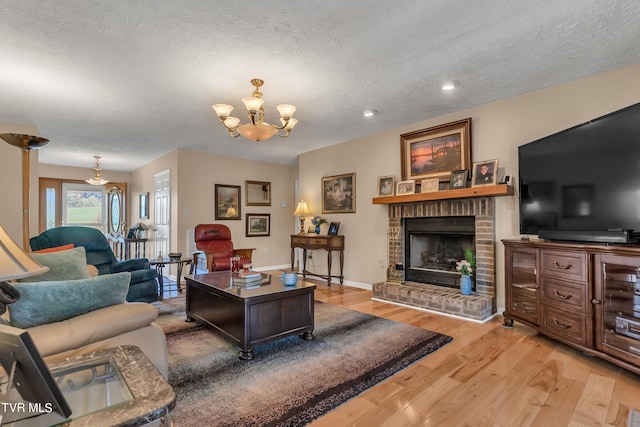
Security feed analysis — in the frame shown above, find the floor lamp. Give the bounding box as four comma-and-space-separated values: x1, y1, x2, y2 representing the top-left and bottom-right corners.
0, 134, 50, 249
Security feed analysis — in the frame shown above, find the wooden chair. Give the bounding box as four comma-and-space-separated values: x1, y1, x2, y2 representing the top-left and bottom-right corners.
192, 224, 255, 273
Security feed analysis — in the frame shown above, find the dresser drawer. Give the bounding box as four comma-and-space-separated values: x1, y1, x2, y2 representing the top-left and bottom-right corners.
541, 277, 587, 314
541, 250, 587, 283
541, 306, 588, 347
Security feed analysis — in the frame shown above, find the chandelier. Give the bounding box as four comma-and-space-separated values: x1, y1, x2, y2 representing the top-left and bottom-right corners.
212, 78, 298, 142
86, 156, 109, 186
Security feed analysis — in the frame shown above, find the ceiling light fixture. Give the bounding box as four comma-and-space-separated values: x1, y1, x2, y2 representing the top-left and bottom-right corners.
212, 78, 298, 142
86, 156, 109, 186
363, 109, 377, 118
441, 80, 459, 91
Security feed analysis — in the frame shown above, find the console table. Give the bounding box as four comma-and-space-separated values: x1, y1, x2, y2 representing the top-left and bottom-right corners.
124, 238, 148, 259
290, 234, 344, 286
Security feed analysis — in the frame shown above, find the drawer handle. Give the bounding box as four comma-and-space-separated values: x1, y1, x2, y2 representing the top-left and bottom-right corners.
552, 317, 573, 329
553, 289, 573, 300
553, 261, 572, 270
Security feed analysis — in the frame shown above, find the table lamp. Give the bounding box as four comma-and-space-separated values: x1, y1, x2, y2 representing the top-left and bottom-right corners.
0, 225, 48, 314
293, 200, 311, 234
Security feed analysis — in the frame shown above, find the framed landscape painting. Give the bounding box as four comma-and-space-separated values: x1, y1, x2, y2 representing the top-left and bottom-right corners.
322, 173, 355, 213
246, 213, 270, 237
400, 118, 472, 182
215, 184, 241, 220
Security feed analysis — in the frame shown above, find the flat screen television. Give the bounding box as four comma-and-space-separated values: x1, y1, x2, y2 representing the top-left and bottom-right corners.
518, 101, 640, 243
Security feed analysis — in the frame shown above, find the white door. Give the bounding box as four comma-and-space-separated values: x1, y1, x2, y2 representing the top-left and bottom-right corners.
153, 170, 170, 259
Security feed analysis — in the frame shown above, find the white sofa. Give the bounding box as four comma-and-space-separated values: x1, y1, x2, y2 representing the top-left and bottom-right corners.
27, 302, 168, 378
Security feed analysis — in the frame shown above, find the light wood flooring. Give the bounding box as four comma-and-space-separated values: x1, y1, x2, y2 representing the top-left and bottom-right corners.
302, 279, 640, 427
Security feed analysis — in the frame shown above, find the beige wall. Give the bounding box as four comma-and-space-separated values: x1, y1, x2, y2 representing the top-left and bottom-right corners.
0, 121, 42, 249
298, 63, 640, 308
131, 148, 298, 269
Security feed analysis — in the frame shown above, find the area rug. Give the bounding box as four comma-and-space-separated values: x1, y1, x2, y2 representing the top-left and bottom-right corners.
154, 297, 452, 427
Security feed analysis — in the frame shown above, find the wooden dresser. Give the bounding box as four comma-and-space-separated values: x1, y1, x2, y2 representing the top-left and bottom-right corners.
503, 239, 640, 375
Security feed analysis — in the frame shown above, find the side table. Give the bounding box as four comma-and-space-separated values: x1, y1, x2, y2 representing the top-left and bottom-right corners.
124, 238, 148, 260
290, 234, 344, 286
150, 257, 194, 300
2, 345, 175, 426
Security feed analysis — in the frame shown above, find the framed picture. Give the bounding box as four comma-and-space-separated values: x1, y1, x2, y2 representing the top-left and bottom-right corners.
400, 118, 472, 182
471, 159, 499, 187
420, 178, 439, 193
450, 169, 468, 189
377, 175, 395, 197
139, 192, 149, 219
245, 180, 271, 206
322, 173, 356, 213
215, 184, 241, 220
328, 222, 341, 236
127, 228, 136, 239
307, 226, 316, 234
246, 213, 270, 237
396, 180, 415, 195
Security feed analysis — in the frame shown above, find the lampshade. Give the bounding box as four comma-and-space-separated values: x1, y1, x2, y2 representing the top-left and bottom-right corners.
293, 200, 310, 217
86, 155, 109, 186
0, 225, 48, 282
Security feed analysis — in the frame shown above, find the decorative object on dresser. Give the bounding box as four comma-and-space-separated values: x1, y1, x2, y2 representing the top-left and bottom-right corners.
503, 239, 640, 375
400, 118, 472, 182
328, 222, 340, 236
322, 173, 355, 213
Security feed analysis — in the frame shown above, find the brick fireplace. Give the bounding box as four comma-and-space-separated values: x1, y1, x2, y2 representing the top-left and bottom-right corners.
372, 197, 496, 321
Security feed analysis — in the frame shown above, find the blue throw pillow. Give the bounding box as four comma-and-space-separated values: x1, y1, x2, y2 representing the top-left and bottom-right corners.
20, 246, 91, 282
9, 272, 131, 328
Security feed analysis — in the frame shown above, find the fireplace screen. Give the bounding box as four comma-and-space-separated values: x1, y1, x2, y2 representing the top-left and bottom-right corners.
404, 217, 475, 288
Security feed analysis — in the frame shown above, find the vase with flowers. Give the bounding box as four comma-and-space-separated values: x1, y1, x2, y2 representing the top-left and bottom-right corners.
456, 248, 476, 295
133, 222, 149, 239
310, 216, 327, 234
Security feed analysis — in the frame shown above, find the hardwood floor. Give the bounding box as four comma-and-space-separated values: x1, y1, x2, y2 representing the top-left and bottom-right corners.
301, 280, 640, 427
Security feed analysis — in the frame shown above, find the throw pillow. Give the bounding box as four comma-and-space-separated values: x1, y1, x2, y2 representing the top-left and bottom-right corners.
31, 243, 75, 253
8, 272, 131, 329
20, 246, 90, 282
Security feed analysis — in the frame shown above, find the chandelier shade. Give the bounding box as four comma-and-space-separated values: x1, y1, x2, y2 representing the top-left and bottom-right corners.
212, 78, 297, 142
86, 156, 109, 186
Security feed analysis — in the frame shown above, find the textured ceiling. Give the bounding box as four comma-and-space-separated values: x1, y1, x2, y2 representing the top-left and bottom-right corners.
1, 1, 640, 171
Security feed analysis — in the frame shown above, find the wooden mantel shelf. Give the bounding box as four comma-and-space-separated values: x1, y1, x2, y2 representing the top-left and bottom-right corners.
372, 184, 514, 205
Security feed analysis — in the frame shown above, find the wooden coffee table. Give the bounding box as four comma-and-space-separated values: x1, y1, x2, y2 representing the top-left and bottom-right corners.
185, 272, 316, 360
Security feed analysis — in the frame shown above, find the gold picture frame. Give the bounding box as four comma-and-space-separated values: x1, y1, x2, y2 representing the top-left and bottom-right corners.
322, 173, 355, 213
377, 175, 395, 197
420, 178, 439, 193
400, 118, 472, 182
396, 180, 415, 195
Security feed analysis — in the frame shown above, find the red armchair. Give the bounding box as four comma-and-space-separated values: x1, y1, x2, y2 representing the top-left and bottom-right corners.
192, 224, 255, 272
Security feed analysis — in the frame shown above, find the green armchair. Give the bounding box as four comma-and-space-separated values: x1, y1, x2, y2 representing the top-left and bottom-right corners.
29, 226, 159, 302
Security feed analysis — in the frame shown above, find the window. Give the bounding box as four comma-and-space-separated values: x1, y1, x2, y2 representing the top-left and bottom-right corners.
61, 183, 106, 229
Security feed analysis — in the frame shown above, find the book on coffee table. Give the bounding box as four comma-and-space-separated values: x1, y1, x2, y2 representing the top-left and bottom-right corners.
232, 272, 267, 285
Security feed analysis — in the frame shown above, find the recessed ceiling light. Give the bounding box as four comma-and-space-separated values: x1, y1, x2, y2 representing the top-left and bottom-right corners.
441, 80, 459, 91
363, 109, 377, 117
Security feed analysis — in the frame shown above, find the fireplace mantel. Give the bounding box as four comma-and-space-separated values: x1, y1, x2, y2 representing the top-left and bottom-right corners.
372, 184, 513, 205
